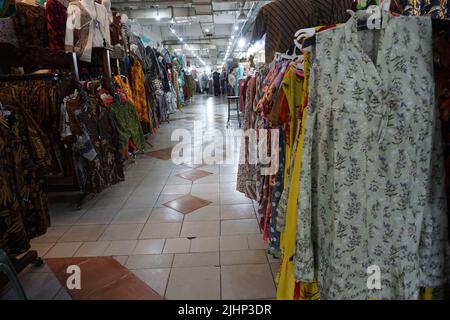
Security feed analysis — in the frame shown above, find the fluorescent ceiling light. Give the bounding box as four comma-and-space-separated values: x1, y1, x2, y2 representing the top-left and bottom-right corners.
231, 35, 235, 39
171, 29, 176, 34
179, 37, 183, 42
238, 37, 246, 48
234, 25, 239, 31
205, 28, 209, 32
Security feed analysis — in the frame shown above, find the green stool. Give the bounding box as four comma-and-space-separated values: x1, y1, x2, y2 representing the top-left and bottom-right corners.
0, 249, 27, 300
226, 95, 241, 128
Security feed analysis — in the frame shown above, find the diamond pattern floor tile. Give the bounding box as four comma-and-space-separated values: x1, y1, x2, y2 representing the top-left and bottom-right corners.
46, 257, 162, 300
145, 147, 174, 160
176, 169, 212, 182
163, 195, 212, 214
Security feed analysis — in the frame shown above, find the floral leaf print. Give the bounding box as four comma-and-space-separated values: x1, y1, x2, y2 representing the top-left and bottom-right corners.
335, 152, 346, 170
343, 119, 361, 151
344, 192, 361, 221
294, 13, 447, 299
352, 82, 365, 102
394, 150, 407, 179
344, 157, 361, 186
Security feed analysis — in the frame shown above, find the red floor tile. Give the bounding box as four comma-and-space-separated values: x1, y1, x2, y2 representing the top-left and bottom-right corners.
46, 257, 162, 300
145, 147, 174, 160
176, 169, 212, 181
163, 195, 212, 214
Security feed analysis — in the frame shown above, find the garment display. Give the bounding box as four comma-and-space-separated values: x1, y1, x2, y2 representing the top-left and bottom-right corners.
0, 17, 18, 46
65, 0, 111, 62
75, 91, 124, 193
237, 3, 450, 301
0, 78, 73, 176
46, 0, 67, 50
0, 105, 51, 256
5, 0, 450, 302
107, 101, 145, 157
13, 2, 48, 47
129, 55, 151, 123
251, 0, 353, 63
0, 1, 202, 295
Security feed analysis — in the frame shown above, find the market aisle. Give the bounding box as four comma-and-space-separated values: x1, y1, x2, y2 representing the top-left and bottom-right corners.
0, 95, 278, 300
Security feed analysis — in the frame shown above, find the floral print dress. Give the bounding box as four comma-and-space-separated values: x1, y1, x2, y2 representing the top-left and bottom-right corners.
295, 11, 448, 299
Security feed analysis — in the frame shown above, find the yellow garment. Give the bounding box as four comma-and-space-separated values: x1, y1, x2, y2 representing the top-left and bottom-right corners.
277, 52, 319, 300
114, 75, 135, 105
281, 66, 304, 188
129, 57, 150, 123
281, 66, 304, 148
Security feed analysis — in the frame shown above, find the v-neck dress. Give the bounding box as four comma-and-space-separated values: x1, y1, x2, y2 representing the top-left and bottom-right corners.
295, 11, 448, 299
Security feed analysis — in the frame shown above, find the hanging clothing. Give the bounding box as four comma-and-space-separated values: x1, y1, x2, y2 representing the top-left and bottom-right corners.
0, 106, 51, 256
251, 0, 353, 62
275, 52, 319, 300
65, 1, 94, 62
114, 75, 135, 105
65, 1, 111, 62
107, 101, 146, 156
129, 56, 151, 123
236, 76, 259, 200
433, 20, 450, 244
13, 2, 48, 47
0, 16, 18, 46
76, 94, 124, 193
296, 11, 447, 299
213, 71, 221, 96
172, 66, 182, 109
46, 0, 67, 50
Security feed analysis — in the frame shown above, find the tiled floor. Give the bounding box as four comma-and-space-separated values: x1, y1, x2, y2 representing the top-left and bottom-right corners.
0, 96, 278, 300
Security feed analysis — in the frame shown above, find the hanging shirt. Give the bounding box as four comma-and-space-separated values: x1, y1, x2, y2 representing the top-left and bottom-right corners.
251, 0, 353, 63
13, 2, 48, 47
129, 56, 150, 123
46, 0, 67, 50
295, 11, 448, 300
65, 1, 111, 62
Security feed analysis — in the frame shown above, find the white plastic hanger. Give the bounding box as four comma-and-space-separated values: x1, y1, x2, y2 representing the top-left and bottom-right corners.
293, 27, 316, 53
274, 51, 294, 62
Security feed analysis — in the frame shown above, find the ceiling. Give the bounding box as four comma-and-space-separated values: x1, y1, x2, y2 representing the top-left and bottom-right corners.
111, 0, 269, 68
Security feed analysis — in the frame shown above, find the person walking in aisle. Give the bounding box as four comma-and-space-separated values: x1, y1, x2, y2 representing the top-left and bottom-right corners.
213, 70, 221, 96
220, 67, 227, 96
228, 67, 237, 96
201, 71, 209, 94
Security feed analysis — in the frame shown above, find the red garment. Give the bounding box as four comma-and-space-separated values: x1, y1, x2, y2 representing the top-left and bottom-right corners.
46, 0, 67, 50
238, 78, 247, 112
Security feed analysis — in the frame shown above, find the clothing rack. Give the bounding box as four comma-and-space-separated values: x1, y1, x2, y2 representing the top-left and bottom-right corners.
0, 47, 81, 294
